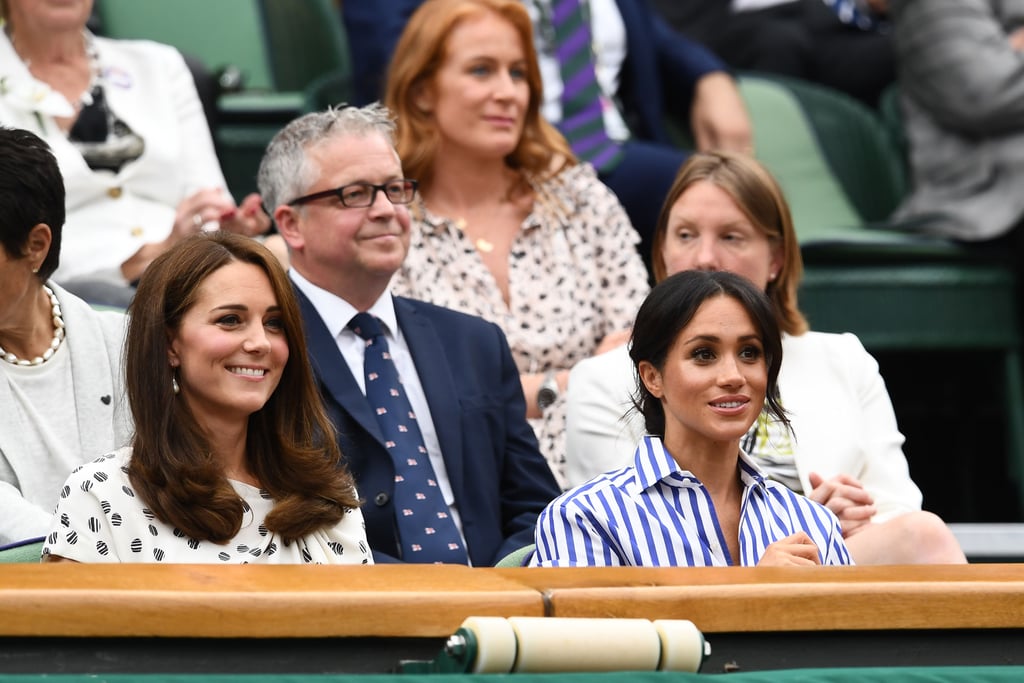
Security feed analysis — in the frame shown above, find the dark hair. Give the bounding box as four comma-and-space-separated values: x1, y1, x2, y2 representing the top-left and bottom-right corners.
125, 232, 360, 543
0, 127, 64, 280
628, 270, 788, 438
385, 0, 575, 194
651, 151, 808, 336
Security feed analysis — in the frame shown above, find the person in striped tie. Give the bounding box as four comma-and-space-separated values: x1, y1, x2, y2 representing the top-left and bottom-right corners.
520, 0, 753, 269
531, 269, 853, 567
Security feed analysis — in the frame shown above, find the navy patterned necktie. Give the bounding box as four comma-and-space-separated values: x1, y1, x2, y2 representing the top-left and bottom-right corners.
348, 312, 469, 564
549, 0, 624, 172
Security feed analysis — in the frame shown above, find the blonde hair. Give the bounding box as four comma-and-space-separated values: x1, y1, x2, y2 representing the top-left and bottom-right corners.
651, 151, 808, 336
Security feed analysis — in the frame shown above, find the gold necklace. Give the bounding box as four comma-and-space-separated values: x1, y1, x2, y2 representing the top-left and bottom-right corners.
453, 217, 495, 253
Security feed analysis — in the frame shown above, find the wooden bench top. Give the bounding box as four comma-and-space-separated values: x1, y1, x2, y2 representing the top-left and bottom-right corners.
1, 564, 1022, 638
0, 564, 543, 638
496, 564, 1024, 632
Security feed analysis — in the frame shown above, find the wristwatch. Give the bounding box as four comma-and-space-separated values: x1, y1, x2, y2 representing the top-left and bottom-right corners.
536, 371, 560, 410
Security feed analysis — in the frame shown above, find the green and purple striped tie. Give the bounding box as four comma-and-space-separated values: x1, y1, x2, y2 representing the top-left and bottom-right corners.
551, 0, 624, 172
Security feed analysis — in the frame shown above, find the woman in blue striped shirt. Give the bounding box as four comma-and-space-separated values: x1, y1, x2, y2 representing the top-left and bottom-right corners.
532, 270, 852, 566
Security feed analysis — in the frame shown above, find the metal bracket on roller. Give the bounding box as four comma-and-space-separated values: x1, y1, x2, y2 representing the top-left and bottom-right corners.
397, 626, 482, 674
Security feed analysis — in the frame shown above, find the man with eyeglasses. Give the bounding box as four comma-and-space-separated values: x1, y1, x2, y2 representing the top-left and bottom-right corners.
257, 103, 560, 566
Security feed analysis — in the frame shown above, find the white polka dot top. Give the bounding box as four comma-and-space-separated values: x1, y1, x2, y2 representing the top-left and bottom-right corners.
42, 447, 373, 564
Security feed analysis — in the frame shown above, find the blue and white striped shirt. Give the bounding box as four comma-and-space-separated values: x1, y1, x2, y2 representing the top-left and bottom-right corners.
531, 435, 852, 567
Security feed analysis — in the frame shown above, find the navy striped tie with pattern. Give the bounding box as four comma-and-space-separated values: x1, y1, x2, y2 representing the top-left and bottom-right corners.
550, 0, 624, 172
348, 312, 469, 564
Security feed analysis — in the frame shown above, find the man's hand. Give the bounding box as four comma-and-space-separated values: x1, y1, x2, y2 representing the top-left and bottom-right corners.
690, 72, 753, 154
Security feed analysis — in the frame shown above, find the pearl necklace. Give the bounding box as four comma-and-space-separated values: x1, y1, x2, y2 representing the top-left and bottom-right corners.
0, 286, 66, 367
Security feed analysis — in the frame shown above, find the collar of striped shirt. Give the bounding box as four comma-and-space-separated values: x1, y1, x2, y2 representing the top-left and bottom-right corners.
626, 434, 769, 495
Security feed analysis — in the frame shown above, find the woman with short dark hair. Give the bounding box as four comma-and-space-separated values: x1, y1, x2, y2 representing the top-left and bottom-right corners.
0, 125, 130, 546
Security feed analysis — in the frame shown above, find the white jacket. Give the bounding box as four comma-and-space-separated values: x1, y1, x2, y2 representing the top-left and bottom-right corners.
0, 33, 228, 284
565, 331, 922, 522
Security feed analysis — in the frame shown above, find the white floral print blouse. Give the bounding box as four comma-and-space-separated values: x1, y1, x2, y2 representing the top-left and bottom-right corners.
391, 163, 650, 487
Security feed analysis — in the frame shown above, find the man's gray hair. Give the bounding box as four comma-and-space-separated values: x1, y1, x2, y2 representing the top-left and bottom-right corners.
257, 102, 398, 213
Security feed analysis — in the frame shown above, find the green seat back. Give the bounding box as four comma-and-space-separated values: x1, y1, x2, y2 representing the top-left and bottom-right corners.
95, 0, 273, 91
736, 75, 863, 242
877, 82, 909, 177
666, 75, 873, 243
736, 75, 966, 256
0, 539, 44, 563
762, 74, 907, 222
261, 0, 353, 98
494, 544, 536, 568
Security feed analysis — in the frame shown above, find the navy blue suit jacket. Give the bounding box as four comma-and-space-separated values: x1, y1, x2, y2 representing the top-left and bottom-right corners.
611, 0, 724, 144
295, 288, 561, 566
342, 0, 724, 142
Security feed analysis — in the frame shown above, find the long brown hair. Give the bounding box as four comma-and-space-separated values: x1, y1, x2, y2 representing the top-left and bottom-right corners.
125, 232, 360, 543
384, 0, 575, 193
651, 151, 808, 336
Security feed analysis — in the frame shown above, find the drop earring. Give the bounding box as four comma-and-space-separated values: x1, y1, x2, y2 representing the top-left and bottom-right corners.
172, 374, 180, 395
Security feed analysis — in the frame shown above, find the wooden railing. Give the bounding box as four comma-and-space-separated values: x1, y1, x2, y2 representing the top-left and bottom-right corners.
2, 563, 1023, 638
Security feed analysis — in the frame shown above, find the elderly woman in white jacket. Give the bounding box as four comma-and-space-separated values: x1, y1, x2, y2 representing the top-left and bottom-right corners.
565, 151, 966, 565
0, 0, 270, 306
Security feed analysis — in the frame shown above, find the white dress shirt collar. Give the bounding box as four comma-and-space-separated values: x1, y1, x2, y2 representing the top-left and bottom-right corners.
289, 268, 400, 342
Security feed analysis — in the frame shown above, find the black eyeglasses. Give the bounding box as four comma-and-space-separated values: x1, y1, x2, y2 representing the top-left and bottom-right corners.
287, 179, 419, 208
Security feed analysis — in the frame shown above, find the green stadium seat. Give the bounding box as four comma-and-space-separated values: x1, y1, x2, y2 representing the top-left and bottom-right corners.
0, 538, 44, 563
495, 544, 536, 568
675, 74, 1024, 516
95, 0, 274, 90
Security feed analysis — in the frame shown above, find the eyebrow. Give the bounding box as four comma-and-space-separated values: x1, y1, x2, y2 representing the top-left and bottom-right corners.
331, 176, 405, 188
465, 54, 526, 65
683, 333, 761, 344
670, 219, 754, 230
209, 304, 282, 313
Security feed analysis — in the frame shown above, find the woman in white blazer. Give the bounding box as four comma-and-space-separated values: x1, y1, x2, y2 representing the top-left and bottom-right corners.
565, 151, 966, 564
0, 0, 270, 305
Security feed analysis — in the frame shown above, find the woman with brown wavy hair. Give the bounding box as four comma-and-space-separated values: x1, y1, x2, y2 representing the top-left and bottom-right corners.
384, 0, 649, 487
43, 232, 370, 564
